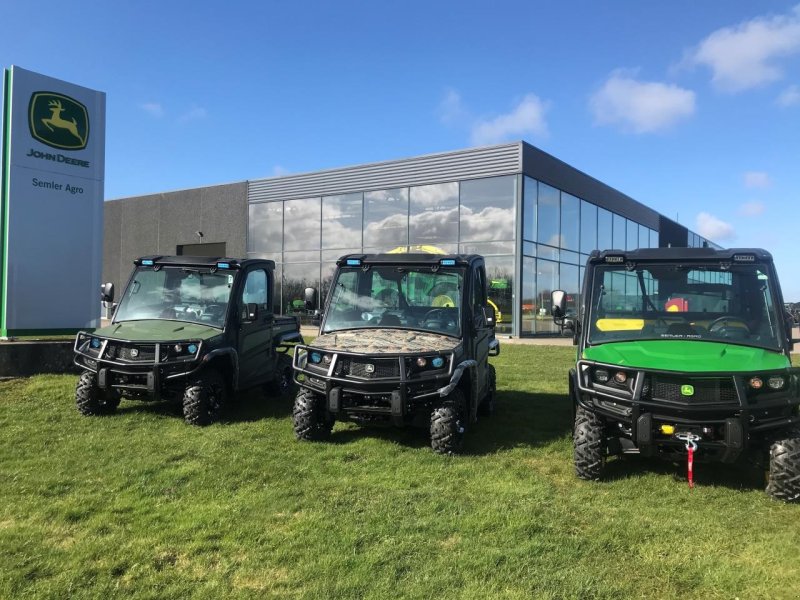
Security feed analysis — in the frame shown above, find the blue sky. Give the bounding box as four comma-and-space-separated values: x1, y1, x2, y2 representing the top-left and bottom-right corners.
3, 1, 800, 300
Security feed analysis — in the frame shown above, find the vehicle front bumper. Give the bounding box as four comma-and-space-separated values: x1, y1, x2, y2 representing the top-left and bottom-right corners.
573, 360, 800, 462
292, 345, 470, 426
74, 334, 205, 400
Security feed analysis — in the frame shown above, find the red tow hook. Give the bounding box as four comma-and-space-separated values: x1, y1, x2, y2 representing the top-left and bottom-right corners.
675, 432, 701, 489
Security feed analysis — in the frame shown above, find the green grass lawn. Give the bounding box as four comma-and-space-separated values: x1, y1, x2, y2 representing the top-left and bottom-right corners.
1, 346, 799, 599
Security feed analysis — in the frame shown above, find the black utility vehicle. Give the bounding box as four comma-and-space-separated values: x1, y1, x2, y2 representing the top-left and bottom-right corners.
74, 256, 302, 425
292, 253, 499, 453
552, 247, 800, 501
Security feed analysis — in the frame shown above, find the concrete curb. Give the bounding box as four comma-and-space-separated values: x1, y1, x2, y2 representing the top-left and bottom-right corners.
0, 341, 80, 377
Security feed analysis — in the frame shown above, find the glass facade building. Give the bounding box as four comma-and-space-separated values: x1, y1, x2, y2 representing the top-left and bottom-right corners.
245, 142, 715, 336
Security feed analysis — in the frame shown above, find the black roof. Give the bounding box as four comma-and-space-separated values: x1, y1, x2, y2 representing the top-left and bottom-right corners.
588, 247, 773, 264
335, 253, 482, 267
134, 255, 275, 270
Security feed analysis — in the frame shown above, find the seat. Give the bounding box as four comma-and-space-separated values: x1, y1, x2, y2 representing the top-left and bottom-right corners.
666, 322, 696, 335
379, 313, 402, 326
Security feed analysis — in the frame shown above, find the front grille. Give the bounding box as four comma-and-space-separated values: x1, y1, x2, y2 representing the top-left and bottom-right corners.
337, 357, 400, 379
106, 343, 157, 363
649, 375, 738, 405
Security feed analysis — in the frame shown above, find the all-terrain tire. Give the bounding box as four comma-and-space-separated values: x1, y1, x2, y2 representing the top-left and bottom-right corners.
766, 430, 800, 502
182, 369, 226, 426
292, 389, 333, 441
478, 363, 496, 417
430, 388, 466, 455
75, 371, 121, 416
265, 354, 294, 398
574, 405, 606, 481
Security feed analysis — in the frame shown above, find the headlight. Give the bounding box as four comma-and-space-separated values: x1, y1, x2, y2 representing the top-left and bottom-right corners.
160, 341, 201, 362
613, 371, 628, 384
767, 376, 785, 390
594, 369, 609, 383
90, 337, 101, 349
748, 376, 763, 390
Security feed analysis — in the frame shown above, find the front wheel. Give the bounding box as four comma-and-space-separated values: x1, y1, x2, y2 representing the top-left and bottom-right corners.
430, 388, 466, 455
574, 405, 606, 481
766, 430, 800, 502
76, 372, 121, 416
182, 369, 226, 426
293, 389, 333, 441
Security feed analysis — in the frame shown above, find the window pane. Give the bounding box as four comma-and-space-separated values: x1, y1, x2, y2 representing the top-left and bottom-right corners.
580, 200, 597, 254
363, 188, 409, 250
459, 241, 514, 256
485, 255, 514, 335
639, 224, 649, 250
523, 176, 537, 242
613, 213, 626, 249
597, 207, 612, 250
282, 262, 320, 315
536, 259, 559, 334
322, 248, 360, 262
650, 228, 658, 248
537, 183, 560, 247
284, 198, 321, 252
459, 175, 517, 242
561, 192, 580, 250
322, 193, 362, 250
522, 256, 536, 335
409, 182, 459, 246
242, 269, 268, 307
560, 263, 580, 320
627, 220, 639, 251
248, 202, 283, 254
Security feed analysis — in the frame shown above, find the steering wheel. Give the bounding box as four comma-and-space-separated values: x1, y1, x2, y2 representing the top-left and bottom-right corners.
423, 308, 448, 322
708, 316, 751, 334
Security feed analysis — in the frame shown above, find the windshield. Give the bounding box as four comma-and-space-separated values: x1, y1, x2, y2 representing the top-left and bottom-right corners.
323, 265, 464, 336
587, 262, 783, 351
114, 266, 234, 329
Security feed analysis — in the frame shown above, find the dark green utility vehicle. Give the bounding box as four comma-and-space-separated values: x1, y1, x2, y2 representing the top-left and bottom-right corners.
552, 247, 800, 501
74, 256, 302, 425
292, 253, 499, 454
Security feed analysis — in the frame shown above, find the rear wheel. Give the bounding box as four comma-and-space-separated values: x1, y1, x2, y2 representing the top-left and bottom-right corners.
574, 405, 606, 481
478, 363, 496, 417
182, 369, 226, 426
430, 388, 466, 455
265, 354, 294, 397
293, 389, 333, 441
76, 372, 121, 416
766, 430, 800, 502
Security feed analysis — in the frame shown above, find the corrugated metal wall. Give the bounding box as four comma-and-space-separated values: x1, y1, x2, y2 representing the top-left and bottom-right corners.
248, 143, 522, 203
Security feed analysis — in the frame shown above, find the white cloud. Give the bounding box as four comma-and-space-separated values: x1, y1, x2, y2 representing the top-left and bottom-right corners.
470, 94, 549, 145
743, 171, 771, 188
177, 106, 208, 124
438, 88, 468, 125
777, 84, 800, 106
590, 71, 696, 133
140, 102, 164, 118
696, 212, 736, 241
271, 165, 291, 177
687, 5, 800, 92
739, 201, 766, 217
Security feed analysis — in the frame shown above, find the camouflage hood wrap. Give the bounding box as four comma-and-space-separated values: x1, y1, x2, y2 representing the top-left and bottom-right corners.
312, 329, 459, 354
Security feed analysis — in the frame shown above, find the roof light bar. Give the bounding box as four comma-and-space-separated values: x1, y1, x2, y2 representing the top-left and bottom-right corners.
733, 254, 755, 263
439, 259, 456, 266
605, 256, 624, 263
346, 259, 362, 266
141, 259, 154, 266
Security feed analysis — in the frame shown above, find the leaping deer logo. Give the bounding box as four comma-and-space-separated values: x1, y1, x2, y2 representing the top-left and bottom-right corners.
41, 99, 85, 146
28, 92, 89, 150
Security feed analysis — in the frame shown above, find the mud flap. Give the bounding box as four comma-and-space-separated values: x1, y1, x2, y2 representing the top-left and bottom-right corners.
391, 390, 404, 426
721, 418, 744, 463
328, 387, 341, 414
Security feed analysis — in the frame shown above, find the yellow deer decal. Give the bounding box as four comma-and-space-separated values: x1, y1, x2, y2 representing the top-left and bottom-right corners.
41, 99, 85, 146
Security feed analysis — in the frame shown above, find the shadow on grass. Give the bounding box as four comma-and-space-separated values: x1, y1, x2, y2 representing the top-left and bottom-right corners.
113, 385, 296, 424
319, 390, 574, 456
602, 452, 766, 493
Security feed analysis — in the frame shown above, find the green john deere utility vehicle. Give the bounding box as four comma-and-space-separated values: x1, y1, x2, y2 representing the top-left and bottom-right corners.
552, 247, 800, 501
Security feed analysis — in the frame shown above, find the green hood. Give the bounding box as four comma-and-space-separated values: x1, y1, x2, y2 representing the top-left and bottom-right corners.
93, 320, 222, 342
583, 340, 790, 373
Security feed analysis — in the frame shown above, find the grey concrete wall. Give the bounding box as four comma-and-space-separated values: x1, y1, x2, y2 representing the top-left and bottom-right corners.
103, 181, 247, 294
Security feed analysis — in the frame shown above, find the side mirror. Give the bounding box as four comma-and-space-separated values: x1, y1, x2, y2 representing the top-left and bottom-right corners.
483, 305, 496, 328
551, 290, 566, 319
100, 282, 114, 303
304, 287, 317, 311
